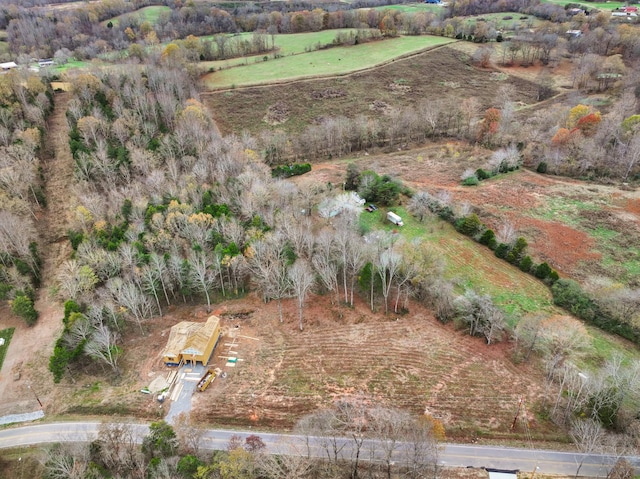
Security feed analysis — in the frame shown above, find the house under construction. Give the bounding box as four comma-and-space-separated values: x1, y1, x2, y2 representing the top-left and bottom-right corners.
162, 315, 221, 366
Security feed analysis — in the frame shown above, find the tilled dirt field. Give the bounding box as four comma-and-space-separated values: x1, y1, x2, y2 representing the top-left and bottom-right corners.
190, 294, 560, 442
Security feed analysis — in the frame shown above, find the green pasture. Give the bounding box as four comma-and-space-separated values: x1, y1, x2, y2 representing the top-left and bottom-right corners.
0, 327, 14, 371
103, 5, 171, 27
540, 0, 625, 10
200, 29, 373, 71
54, 59, 91, 72
366, 3, 443, 13
201, 35, 454, 89
358, 206, 553, 316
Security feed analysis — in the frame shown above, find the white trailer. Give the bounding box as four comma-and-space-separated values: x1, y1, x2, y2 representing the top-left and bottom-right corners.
387, 211, 404, 226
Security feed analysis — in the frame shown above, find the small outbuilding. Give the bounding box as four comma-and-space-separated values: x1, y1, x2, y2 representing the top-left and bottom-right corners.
162, 315, 221, 366
0, 62, 17, 71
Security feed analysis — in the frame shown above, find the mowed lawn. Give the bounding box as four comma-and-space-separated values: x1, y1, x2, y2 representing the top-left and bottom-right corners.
102, 6, 171, 27
359, 207, 553, 316
202, 35, 454, 89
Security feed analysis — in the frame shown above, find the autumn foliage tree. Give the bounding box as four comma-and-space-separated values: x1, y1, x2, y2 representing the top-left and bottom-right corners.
477, 108, 501, 145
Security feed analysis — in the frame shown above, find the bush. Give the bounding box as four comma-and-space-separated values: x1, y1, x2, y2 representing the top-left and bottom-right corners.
271, 163, 311, 179
495, 243, 509, 259
462, 175, 479, 186
534, 261, 552, 279
537, 161, 548, 173
479, 229, 497, 249
552, 279, 598, 321
358, 171, 402, 206
456, 214, 483, 236
506, 237, 527, 264
11, 294, 38, 326
519, 255, 533, 272
476, 168, 492, 180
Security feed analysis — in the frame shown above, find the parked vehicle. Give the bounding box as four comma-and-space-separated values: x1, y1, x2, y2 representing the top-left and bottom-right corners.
197, 368, 221, 392
365, 204, 378, 212
387, 211, 404, 226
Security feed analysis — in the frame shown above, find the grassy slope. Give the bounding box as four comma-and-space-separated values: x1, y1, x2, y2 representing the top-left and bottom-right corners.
366, 2, 443, 12
200, 29, 371, 71
202, 35, 454, 89
541, 0, 625, 9
0, 327, 15, 371
359, 207, 553, 316
102, 5, 171, 27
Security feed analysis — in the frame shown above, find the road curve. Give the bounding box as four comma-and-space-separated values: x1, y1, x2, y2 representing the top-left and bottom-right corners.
0, 422, 638, 477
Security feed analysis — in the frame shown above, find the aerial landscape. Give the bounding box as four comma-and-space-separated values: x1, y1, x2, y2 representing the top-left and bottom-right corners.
0, 0, 639, 476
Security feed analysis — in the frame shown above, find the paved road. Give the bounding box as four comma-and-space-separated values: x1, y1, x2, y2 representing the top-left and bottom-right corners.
0, 422, 638, 477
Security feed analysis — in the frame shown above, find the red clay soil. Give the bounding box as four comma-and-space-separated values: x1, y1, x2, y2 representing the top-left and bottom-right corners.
190, 293, 555, 441
299, 145, 640, 282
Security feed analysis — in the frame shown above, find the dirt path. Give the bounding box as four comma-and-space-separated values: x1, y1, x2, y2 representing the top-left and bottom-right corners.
0, 92, 74, 416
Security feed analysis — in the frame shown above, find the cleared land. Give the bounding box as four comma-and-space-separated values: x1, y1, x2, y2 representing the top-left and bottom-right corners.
201, 35, 455, 89
459, 12, 542, 30
200, 29, 375, 71
102, 5, 171, 27
358, 207, 553, 316
366, 2, 443, 12
541, 0, 626, 9
0, 328, 14, 371
202, 46, 540, 135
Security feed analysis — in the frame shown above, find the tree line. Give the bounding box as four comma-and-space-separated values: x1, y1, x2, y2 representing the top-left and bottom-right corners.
0, 70, 52, 325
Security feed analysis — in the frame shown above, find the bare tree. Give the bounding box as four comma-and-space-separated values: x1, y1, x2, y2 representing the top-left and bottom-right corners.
84, 322, 121, 375
189, 250, 215, 313
94, 422, 142, 476
248, 234, 292, 323
312, 230, 340, 304
41, 443, 91, 479
288, 259, 315, 331
570, 418, 604, 478
173, 412, 206, 457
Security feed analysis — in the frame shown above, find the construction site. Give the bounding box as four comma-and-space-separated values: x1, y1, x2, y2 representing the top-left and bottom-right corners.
139, 311, 260, 423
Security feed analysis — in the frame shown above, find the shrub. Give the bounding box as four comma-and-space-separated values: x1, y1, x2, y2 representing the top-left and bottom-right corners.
358, 171, 402, 206
462, 175, 479, 186
476, 168, 491, 180
479, 229, 497, 249
11, 294, 38, 326
271, 163, 311, 179
537, 161, 548, 173
519, 255, 533, 272
495, 242, 509, 259
552, 279, 598, 321
506, 237, 527, 264
456, 213, 483, 236
534, 261, 552, 279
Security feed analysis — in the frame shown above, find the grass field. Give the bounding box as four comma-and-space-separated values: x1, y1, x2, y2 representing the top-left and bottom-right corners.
0, 327, 14, 371
541, 0, 626, 9
359, 207, 553, 316
103, 5, 171, 27
200, 29, 373, 71
365, 2, 443, 13
201, 35, 454, 89
54, 59, 91, 73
